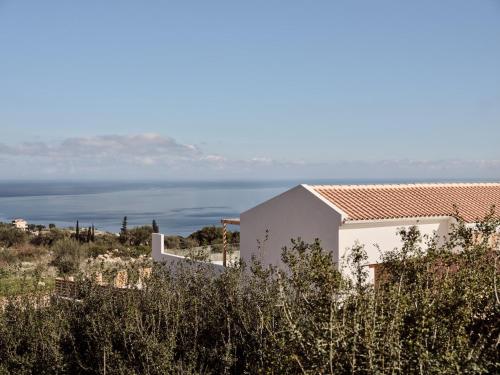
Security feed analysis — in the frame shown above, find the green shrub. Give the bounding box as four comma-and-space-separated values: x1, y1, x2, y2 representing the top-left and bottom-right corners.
128, 226, 153, 247
0, 227, 27, 248
0, 249, 17, 265
30, 229, 68, 247
86, 243, 109, 258
188, 226, 238, 246
164, 235, 181, 249
51, 238, 86, 276
16, 243, 47, 261
120, 245, 151, 258
0, 215, 498, 373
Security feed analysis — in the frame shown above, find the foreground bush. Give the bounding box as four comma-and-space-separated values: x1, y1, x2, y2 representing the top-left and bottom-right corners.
0, 215, 499, 374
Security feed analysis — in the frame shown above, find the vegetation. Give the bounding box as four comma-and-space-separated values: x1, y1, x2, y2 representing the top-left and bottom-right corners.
51, 238, 87, 275
30, 228, 69, 247
120, 216, 128, 244
0, 275, 54, 297
0, 219, 161, 299
152, 219, 159, 234
188, 225, 239, 246
0, 224, 27, 248
0, 214, 498, 373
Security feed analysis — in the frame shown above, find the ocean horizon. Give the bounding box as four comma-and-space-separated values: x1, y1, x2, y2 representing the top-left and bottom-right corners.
0, 178, 494, 236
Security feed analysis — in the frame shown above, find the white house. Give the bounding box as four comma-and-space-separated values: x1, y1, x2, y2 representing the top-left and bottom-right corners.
11, 218, 28, 231
153, 182, 500, 280
240, 183, 500, 279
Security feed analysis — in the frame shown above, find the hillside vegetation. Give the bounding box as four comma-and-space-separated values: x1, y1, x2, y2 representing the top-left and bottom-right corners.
0, 214, 498, 374
0, 222, 237, 297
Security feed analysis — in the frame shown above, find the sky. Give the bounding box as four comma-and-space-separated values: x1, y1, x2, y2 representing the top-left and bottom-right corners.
0, 0, 499, 181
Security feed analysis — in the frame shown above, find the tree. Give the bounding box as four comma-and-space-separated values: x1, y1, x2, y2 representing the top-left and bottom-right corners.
129, 226, 153, 246
86, 227, 92, 243
120, 216, 128, 244
152, 220, 159, 234
230, 231, 240, 245
91, 224, 95, 242
48, 223, 56, 230
75, 220, 80, 242
188, 226, 224, 246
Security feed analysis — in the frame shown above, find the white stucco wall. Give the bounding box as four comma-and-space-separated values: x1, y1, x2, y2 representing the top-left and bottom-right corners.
240, 185, 343, 269
152, 233, 224, 272
338, 218, 451, 280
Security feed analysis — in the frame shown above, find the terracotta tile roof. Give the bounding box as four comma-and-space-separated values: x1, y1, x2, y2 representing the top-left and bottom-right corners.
310, 183, 500, 223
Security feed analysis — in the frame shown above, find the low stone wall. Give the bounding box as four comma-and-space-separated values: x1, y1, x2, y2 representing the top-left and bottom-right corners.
0, 293, 51, 311
54, 267, 152, 299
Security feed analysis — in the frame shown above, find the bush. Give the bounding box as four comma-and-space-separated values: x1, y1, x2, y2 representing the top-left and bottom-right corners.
86, 243, 109, 258
188, 225, 222, 245
0, 215, 498, 373
180, 237, 199, 249
15, 243, 47, 262
128, 226, 153, 247
30, 229, 68, 247
126, 245, 151, 258
0, 249, 16, 267
51, 238, 87, 276
0, 227, 27, 248
164, 235, 181, 249
95, 233, 121, 248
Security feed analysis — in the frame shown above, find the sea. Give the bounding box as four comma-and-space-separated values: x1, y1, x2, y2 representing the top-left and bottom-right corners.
0, 179, 484, 236
0, 180, 295, 236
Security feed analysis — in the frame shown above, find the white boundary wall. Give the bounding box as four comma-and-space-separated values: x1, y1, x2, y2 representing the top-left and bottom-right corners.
152, 233, 225, 271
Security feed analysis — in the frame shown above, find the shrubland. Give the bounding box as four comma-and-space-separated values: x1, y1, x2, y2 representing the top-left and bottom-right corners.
0, 214, 498, 374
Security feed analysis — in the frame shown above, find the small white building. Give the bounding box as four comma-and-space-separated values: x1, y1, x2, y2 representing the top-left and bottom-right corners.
11, 218, 28, 231
240, 183, 500, 279
152, 182, 500, 280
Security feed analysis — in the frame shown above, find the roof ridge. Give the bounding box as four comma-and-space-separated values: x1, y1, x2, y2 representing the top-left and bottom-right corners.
311, 182, 500, 190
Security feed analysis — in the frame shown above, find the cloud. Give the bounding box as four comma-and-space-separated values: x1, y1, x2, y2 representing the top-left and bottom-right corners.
0, 134, 291, 178
0, 134, 201, 165
0, 134, 499, 180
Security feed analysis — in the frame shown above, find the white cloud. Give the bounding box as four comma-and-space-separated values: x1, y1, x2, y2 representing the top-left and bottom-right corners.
202, 155, 227, 162
0, 134, 499, 180
0, 134, 201, 165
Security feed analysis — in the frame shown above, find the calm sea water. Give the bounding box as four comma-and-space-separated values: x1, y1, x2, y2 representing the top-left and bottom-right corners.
0, 179, 471, 236
0, 181, 296, 236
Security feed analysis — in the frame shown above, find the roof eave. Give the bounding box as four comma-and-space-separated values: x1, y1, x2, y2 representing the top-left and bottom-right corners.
341, 215, 454, 226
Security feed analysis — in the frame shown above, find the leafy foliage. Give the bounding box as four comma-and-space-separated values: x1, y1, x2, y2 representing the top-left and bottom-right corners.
119, 216, 128, 244
188, 226, 239, 247
128, 225, 153, 247
50, 238, 87, 275
0, 226, 27, 248
0, 215, 499, 374
30, 228, 69, 247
